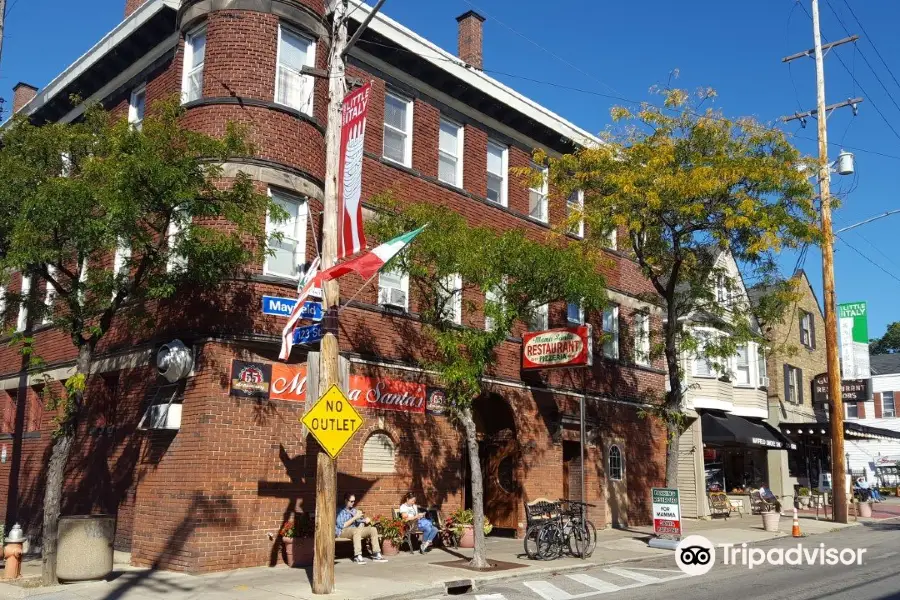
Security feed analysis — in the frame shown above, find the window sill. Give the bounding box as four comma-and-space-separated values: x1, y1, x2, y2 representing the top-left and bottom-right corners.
382, 155, 412, 170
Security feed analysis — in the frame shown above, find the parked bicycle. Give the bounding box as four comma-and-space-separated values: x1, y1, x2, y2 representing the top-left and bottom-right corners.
524, 499, 596, 560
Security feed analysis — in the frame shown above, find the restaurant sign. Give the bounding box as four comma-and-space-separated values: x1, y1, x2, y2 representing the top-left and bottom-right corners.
812, 372, 872, 405
521, 325, 593, 371
651, 488, 682, 539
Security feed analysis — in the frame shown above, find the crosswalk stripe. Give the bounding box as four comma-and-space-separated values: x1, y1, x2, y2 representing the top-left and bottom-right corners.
523, 580, 575, 600
566, 573, 621, 593
603, 567, 662, 584
475, 595, 507, 600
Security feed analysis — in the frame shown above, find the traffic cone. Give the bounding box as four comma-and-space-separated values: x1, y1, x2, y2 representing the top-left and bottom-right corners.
792, 506, 802, 537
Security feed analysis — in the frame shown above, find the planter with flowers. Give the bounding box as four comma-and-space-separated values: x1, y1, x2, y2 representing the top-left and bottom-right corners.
279, 513, 314, 567
374, 515, 405, 556
446, 509, 492, 549
797, 487, 811, 508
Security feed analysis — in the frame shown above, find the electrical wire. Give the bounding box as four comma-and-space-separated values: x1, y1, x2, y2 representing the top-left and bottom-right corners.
836, 235, 900, 285
840, 0, 900, 94
787, 1, 806, 112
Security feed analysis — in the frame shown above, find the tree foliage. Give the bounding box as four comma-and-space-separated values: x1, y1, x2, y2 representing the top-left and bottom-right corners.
870, 322, 900, 355
544, 86, 819, 485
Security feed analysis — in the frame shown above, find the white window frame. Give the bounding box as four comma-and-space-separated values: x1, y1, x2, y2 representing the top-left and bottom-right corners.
439, 273, 463, 325
800, 311, 813, 348
42, 266, 57, 325
634, 311, 650, 366
758, 346, 769, 388
883, 392, 896, 418
846, 401, 859, 420
567, 301, 584, 325
528, 163, 548, 223
602, 305, 619, 359
382, 91, 413, 167
733, 343, 751, 387
692, 329, 717, 377
438, 117, 464, 187
528, 302, 549, 332
274, 24, 316, 115
378, 268, 409, 311
486, 140, 508, 207
787, 365, 800, 404
484, 282, 504, 332
113, 241, 131, 300
608, 444, 624, 481
567, 190, 584, 238
129, 84, 147, 131
264, 189, 308, 280
0, 285, 5, 319
607, 227, 618, 251
181, 25, 207, 104
16, 276, 31, 332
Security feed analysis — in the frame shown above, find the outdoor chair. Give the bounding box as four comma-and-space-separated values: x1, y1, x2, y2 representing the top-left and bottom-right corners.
749, 490, 779, 514
707, 492, 732, 519
393, 506, 455, 554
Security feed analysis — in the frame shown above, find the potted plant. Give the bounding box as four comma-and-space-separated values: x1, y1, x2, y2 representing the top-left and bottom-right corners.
447, 509, 492, 549
761, 510, 780, 532
279, 513, 314, 567
374, 515, 405, 556
798, 487, 811, 508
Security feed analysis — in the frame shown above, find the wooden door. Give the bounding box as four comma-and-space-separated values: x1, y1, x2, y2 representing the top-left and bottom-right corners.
483, 436, 520, 530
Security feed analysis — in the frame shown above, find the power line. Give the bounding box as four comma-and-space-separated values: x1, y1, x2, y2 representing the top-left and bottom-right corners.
836, 235, 900, 285
839, 0, 900, 94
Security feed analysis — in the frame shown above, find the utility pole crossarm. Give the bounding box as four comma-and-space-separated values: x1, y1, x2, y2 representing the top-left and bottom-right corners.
782, 97, 863, 123
782, 35, 859, 63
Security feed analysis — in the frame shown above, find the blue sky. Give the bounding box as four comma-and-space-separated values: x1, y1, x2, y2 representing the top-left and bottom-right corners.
2, 0, 899, 339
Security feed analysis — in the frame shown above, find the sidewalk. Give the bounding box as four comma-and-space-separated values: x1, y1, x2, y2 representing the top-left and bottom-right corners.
0, 513, 876, 600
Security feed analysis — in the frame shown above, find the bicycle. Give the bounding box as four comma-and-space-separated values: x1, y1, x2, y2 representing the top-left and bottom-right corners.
530, 500, 597, 560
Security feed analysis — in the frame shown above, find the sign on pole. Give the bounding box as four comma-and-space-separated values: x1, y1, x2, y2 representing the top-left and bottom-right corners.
838, 302, 870, 380
812, 372, 872, 405
293, 323, 324, 345
337, 82, 372, 260
263, 296, 323, 320
651, 488, 682, 540
301, 385, 364, 459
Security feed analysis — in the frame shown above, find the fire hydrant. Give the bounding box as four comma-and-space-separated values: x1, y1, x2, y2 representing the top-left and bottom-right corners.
4, 523, 26, 580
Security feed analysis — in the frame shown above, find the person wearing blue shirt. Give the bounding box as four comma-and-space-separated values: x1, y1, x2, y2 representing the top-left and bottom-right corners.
336, 493, 387, 564
399, 492, 438, 553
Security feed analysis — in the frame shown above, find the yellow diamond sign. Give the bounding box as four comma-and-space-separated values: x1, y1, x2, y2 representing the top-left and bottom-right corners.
301, 385, 364, 459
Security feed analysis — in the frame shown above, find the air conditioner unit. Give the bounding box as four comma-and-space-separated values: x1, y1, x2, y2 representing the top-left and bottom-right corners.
139, 404, 182, 430
760, 376, 770, 389
379, 287, 407, 309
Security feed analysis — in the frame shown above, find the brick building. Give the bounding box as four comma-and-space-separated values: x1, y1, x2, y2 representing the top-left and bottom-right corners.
0, 0, 667, 572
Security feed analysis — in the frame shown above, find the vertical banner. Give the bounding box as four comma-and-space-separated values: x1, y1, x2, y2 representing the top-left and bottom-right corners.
838, 302, 870, 380
337, 82, 372, 260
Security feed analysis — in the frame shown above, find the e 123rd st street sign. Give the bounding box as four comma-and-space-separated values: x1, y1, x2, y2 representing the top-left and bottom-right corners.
301, 385, 363, 458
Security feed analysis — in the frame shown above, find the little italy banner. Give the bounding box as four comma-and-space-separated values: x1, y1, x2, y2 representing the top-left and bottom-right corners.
338, 82, 371, 260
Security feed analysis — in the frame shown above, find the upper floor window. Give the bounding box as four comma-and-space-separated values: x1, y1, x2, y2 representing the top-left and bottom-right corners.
383, 91, 413, 167
438, 117, 463, 187
528, 163, 548, 223
129, 85, 146, 131
276, 25, 316, 115
602, 305, 619, 359
633, 311, 650, 366
42, 267, 57, 325
693, 331, 716, 377
758, 347, 769, 388
567, 301, 584, 325
606, 227, 618, 251
378, 269, 409, 311
265, 190, 307, 279
0, 286, 5, 322
784, 364, 802, 404
528, 303, 549, 332
16, 276, 31, 332
800, 310, 815, 349
567, 190, 584, 238
182, 25, 207, 103
486, 140, 508, 206
167, 212, 188, 273
734, 343, 751, 386
846, 401, 859, 420
484, 284, 503, 332
438, 273, 462, 325
715, 274, 729, 305
883, 392, 896, 418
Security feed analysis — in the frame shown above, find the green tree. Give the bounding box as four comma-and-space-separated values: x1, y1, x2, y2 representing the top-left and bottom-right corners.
545, 86, 818, 488
870, 322, 900, 354
0, 99, 277, 584
369, 200, 607, 568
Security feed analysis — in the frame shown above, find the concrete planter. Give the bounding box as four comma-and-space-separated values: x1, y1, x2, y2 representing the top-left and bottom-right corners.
858, 501, 872, 518
57, 515, 115, 581
761, 511, 781, 532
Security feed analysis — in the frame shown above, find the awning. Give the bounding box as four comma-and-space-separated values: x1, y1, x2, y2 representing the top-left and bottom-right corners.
700, 411, 794, 450
781, 422, 900, 442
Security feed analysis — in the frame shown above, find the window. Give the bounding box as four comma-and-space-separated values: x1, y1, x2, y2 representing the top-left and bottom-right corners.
715, 274, 729, 304
438, 117, 463, 187
528, 163, 548, 222
438, 273, 462, 325
42, 267, 56, 325
784, 365, 802, 404
633, 311, 650, 366
275, 25, 316, 114
567, 190, 584, 237
362, 432, 396, 473
16, 276, 30, 332
77, 257, 88, 304
383, 91, 413, 166
758, 347, 769, 388
846, 402, 859, 420
265, 190, 308, 279
883, 392, 896, 418
567, 301, 584, 325
484, 283, 503, 331
0, 285, 5, 321
800, 310, 815, 349
113, 241, 131, 278
529, 302, 549, 332
378, 268, 409, 310
608, 445, 623, 480
182, 25, 207, 103
129, 85, 146, 130
734, 344, 750, 386
486, 140, 508, 206
602, 305, 619, 359
693, 331, 716, 377
166, 212, 188, 273
606, 227, 618, 251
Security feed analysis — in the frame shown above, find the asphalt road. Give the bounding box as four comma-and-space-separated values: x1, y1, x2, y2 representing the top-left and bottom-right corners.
439, 518, 900, 600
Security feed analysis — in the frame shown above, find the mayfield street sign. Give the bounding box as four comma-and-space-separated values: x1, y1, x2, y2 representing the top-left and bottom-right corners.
521, 324, 593, 371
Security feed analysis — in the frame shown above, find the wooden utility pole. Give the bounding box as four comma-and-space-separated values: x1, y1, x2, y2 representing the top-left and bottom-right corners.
0, 0, 7, 73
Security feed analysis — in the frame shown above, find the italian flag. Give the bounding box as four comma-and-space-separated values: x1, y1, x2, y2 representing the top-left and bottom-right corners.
320, 225, 426, 283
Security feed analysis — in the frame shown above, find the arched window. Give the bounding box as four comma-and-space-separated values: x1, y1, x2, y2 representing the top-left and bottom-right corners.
608, 445, 624, 481
362, 432, 396, 473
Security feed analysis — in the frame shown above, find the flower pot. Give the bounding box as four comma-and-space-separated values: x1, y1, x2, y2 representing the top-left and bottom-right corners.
282, 537, 314, 567
858, 501, 872, 518
457, 525, 475, 548
761, 511, 780, 532
381, 539, 400, 556
799, 496, 810, 508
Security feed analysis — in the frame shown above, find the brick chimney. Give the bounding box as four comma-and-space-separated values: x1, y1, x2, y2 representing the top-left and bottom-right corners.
124, 0, 149, 18
456, 10, 485, 70
12, 82, 38, 114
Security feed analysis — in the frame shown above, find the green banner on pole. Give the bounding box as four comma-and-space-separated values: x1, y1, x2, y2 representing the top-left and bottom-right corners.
838, 302, 869, 379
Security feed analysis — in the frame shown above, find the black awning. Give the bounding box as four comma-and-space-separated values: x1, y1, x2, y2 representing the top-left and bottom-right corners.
701, 411, 790, 450
781, 422, 900, 441
754, 420, 798, 450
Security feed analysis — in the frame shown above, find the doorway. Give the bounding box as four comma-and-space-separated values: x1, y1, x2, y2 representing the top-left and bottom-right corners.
562, 441, 583, 502
604, 441, 628, 528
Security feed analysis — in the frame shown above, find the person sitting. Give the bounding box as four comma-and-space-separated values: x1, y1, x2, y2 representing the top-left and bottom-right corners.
758, 484, 783, 514
399, 492, 438, 554
856, 477, 882, 502
336, 493, 388, 564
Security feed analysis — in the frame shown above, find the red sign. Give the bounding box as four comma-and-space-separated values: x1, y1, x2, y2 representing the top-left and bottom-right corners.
347, 375, 426, 413
271, 363, 307, 402
337, 83, 371, 260
521, 325, 593, 371
653, 519, 682, 536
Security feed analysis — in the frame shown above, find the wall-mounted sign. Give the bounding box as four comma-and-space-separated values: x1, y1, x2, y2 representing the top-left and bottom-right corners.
230, 360, 272, 399
651, 488, 682, 540
293, 324, 324, 345
426, 387, 448, 416
263, 296, 323, 321
521, 325, 593, 371
347, 375, 426, 413
839, 302, 870, 379
301, 385, 363, 459
271, 363, 307, 402
812, 372, 872, 405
